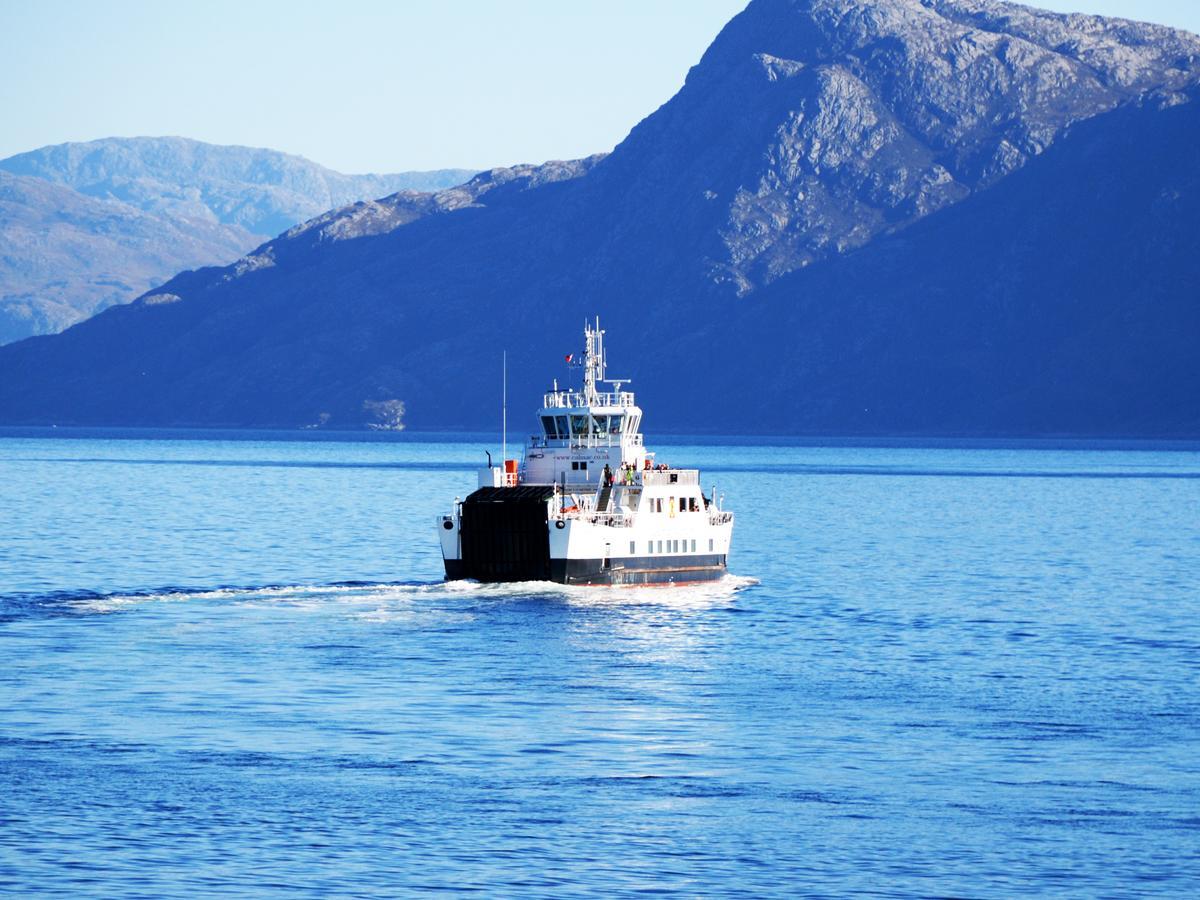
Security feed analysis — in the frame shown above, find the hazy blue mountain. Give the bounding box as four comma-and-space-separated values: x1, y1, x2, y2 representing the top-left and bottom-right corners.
0, 138, 476, 343
0, 137, 476, 238
1, 0, 1197, 436
0, 171, 256, 345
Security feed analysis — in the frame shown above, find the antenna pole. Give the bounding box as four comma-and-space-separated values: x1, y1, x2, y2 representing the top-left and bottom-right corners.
502, 350, 507, 467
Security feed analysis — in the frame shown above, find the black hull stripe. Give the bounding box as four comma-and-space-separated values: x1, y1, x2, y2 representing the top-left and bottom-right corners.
445, 555, 728, 587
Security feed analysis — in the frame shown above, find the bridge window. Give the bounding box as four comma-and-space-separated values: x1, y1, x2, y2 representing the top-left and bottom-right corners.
570, 414, 589, 436
555, 416, 568, 437
608, 414, 623, 434
541, 416, 559, 438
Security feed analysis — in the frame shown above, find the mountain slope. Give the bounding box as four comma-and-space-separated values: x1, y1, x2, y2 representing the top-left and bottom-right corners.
0, 0, 1196, 435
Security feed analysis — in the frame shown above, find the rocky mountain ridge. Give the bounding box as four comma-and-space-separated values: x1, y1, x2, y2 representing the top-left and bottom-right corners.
0, 137, 476, 238
607, 0, 1200, 291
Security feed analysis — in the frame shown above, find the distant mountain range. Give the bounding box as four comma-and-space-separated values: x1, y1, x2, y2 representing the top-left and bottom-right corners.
0, 138, 475, 343
1, 0, 1197, 436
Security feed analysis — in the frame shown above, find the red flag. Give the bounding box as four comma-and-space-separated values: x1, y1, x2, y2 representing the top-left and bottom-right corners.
564, 354, 573, 363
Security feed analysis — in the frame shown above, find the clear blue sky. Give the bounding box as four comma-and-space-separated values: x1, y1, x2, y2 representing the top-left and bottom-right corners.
1, 0, 1197, 174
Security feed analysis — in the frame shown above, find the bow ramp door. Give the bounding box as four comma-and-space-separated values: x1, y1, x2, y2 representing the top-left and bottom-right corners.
459, 486, 556, 582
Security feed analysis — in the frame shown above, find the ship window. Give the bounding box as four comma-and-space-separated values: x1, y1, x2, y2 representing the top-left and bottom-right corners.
709, 539, 714, 552
608, 414, 623, 434
629, 541, 635, 554
541, 416, 559, 438
570, 414, 589, 436
691, 540, 696, 552
555, 416, 568, 437
657, 540, 663, 554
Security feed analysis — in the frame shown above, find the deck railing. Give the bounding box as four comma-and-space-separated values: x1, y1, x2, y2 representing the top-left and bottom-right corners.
527, 433, 643, 450
542, 390, 636, 409
640, 469, 699, 487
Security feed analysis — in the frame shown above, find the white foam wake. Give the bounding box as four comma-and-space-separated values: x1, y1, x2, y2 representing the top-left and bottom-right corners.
64, 573, 759, 616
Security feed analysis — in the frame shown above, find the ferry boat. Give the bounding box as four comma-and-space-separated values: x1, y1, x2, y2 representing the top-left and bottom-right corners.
438, 319, 734, 586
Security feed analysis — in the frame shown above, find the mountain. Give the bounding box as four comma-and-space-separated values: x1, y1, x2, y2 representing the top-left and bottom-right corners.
0, 171, 256, 345
0, 137, 477, 238
0, 138, 476, 343
0, 0, 1197, 436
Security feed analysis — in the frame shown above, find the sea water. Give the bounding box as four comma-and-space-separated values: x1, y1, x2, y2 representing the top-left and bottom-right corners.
1, 430, 1198, 897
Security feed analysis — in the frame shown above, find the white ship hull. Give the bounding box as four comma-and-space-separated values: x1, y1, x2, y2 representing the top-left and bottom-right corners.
440, 490, 733, 586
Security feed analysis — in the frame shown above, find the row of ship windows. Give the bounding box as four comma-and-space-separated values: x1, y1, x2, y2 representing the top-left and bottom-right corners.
630, 539, 713, 555
542, 414, 641, 438
648, 497, 701, 513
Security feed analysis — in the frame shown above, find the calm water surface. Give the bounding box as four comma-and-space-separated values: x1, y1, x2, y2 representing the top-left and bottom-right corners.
1, 431, 1198, 897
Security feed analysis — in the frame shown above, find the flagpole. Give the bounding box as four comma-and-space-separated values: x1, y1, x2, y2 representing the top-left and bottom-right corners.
502, 350, 507, 469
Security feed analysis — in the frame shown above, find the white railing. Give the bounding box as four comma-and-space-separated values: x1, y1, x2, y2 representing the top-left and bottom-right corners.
527, 433, 643, 450
640, 469, 700, 487
551, 507, 637, 528
542, 390, 636, 409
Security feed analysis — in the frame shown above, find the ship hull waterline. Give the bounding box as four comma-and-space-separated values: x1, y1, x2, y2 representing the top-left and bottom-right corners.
444, 554, 728, 587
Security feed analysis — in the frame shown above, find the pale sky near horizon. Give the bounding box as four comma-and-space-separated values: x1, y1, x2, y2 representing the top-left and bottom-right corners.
1, 0, 1197, 174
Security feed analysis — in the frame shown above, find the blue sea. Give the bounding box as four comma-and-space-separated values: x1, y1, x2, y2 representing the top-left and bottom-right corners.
2, 429, 1198, 897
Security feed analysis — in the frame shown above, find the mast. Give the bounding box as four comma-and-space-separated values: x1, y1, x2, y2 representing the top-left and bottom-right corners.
583, 316, 605, 405
502, 350, 507, 465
